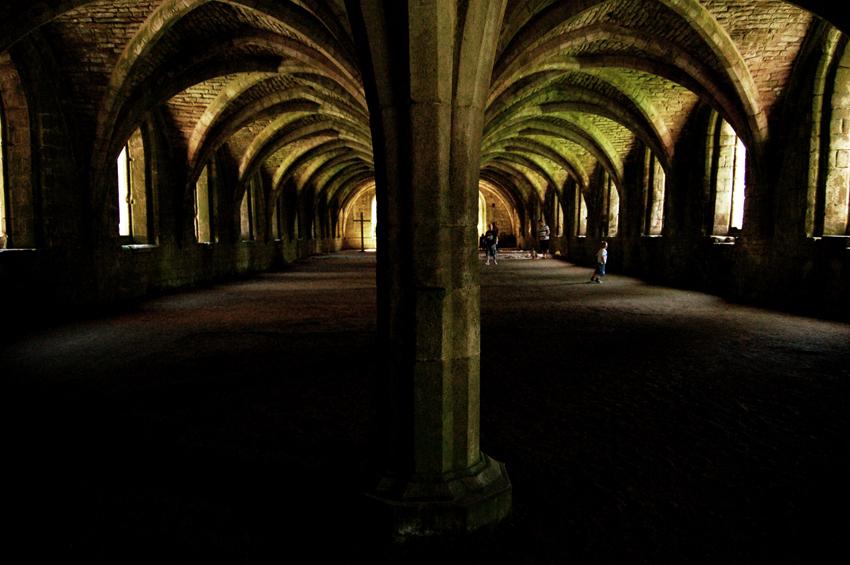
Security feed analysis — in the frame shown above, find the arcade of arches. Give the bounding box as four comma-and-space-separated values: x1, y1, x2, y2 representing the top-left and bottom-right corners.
2, 0, 850, 555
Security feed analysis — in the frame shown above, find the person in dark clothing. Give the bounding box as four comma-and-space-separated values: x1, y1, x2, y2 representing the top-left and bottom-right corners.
484, 223, 499, 265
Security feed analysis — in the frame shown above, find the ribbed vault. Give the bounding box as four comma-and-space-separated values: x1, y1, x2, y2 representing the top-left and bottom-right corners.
0, 0, 844, 245
479, 0, 816, 227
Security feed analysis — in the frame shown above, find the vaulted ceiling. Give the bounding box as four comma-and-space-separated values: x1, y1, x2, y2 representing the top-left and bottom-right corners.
0, 1, 844, 214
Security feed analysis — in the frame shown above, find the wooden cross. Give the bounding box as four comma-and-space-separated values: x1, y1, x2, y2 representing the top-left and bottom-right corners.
353, 211, 371, 252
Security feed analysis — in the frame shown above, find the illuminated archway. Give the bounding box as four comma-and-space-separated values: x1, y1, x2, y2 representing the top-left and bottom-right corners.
341, 182, 377, 250
479, 179, 519, 247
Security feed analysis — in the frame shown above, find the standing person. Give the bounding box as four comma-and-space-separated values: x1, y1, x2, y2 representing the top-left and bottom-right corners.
590, 240, 608, 283
537, 218, 551, 259
484, 223, 499, 265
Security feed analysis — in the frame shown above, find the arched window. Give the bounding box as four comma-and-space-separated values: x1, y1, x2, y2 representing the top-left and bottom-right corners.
602, 172, 620, 238
708, 117, 747, 237
194, 162, 216, 243
240, 181, 256, 242
0, 102, 7, 247
116, 127, 153, 244
271, 193, 284, 241
554, 197, 564, 237
817, 37, 850, 237
0, 53, 34, 250
642, 149, 665, 236
576, 185, 588, 237
543, 186, 564, 238
477, 191, 487, 237
241, 173, 264, 242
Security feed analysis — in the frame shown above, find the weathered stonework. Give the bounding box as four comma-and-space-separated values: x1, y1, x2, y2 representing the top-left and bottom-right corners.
1, 1, 850, 550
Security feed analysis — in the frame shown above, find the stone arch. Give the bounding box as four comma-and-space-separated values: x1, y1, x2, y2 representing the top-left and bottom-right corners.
499, 136, 589, 192
198, 111, 370, 203
317, 161, 373, 209
87, 0, 364, 233
183, 44, 368, 168
482, 163, 538, 206
236, 99, 371, 184
490, 22, 750, 148
485, 115, 622, 188
0, 0, 91, 52
493, 0, 607, 76
187, 73, 276, 159
493, 2, 764, 142
91, 0, 210, 193
486, 66, 674, 170
479, 169, 528, 224
126, 54, 368, 185
656, 0, 766, 144
271, 138, 362, 198
315, 166, 373, 238
481, 150, 561, 197
333, 172, 377, 215
94, 0, 358, 153
482, 161, 541, 242
540, 97, 668, 170
485, 159, 540, 205
480, 168, 532, 245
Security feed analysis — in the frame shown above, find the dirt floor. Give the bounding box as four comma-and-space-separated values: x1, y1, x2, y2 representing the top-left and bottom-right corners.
4, 250, 849, 564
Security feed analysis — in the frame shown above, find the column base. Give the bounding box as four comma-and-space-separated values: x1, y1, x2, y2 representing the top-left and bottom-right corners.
365, 453, 512, 539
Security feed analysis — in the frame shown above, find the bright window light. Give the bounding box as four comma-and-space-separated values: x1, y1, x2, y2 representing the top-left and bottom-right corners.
117, 145, 130, 236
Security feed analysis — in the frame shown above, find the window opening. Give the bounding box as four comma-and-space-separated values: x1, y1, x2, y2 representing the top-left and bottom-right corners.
240, 182, 255, 241
604, 173, 620, 237
195, 163, 213, 243
576, 187, 587, 237
477, 191, 487, 238
0, 107, 7, 246
711, 119, 747, 236
819, 43, 850, 236
642, 149, 665, 236
116, 127, 151, 243
555, 198, 564, 237
117, 144, 131, 237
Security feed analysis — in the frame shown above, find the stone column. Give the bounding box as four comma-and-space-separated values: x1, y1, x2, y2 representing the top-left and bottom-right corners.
347, 0, 511, 536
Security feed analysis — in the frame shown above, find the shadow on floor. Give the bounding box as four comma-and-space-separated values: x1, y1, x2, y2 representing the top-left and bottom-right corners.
4, 253, 850, 564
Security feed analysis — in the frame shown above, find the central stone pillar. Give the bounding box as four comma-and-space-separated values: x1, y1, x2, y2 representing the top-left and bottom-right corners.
347, 0, 511, 536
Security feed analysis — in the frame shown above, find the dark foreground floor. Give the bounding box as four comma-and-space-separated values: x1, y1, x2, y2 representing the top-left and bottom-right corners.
4, 251, 850, 564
